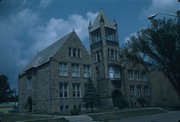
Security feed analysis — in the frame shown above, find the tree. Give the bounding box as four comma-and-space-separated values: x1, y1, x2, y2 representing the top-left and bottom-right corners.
83, 78, 100, 112
125, 18, 180, 98
0, 75, 14, 103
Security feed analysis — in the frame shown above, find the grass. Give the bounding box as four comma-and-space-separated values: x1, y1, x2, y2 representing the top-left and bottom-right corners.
0, 107, 14, 113
0, 108, 167, 122
0, 114, 69, 122
89, 109, 167, 121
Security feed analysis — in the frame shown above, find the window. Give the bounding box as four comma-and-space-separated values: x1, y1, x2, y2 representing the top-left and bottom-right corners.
77, 49, 81, 58
92, 29, 101, 44
69, 48, 72, 57
73, 48, 76, 57
115, 50, 118, 61
109, 66, 121, 79
135, 71, 140, 80
144, 86, 149, 96
26, 78, 32, 90
72, 64, 80, 77
128, 70, 134, 80
59, 83, 68, 98
137, 85, 142, 96
142, 72, 148, 81
108, 49, 118, 61
73, 83, 81, 98
93, 50, 102, 62
105, 28, 116, 41
60, 106, 64, 111
130, 85, 135, 96
111, 50, 114, 61
69, 48, 81, 58
97, 50, 102, 62
59, 63, 68, 76
83, 65, 91, 77
65, 105, 69, 111
78, 105, 81, 109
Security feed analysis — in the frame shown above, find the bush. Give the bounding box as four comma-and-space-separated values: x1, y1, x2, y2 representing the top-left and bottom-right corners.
137, 97, 147, 107
70, 107, 80, 115
118, 97, 129, 109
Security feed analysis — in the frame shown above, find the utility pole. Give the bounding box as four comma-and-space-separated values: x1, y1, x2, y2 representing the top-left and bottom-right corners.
177, 10, 180, 29
178, 0, 180, 29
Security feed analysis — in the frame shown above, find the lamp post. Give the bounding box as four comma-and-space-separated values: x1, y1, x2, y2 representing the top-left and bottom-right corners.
148, 10, 180, 29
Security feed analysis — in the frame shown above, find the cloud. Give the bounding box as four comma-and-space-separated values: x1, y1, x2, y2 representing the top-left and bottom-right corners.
124, 32, 138, 45
29, 12, 98, 54
0, 8, 40, 88
39, 0, 52, 9
143, 0, 180, 16
0, 1, 98, 89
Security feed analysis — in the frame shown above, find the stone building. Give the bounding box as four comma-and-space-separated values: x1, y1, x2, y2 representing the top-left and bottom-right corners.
150, 71, 180, 107
19, 10, 151, 112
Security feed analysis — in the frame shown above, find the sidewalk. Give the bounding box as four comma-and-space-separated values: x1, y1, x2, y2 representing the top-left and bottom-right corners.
64, 115, 96, 122
17, 114, 97, 122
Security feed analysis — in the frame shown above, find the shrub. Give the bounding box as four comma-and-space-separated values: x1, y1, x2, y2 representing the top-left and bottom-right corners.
70, 107, 80, 115
113, 97, 129, 109
118, 97, 129, 109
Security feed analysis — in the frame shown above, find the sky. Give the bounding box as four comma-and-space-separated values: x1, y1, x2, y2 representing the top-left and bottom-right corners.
0, 0, 179, 90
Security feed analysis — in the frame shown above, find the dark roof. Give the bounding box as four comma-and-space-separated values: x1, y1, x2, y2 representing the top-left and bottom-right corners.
21, 31, 76, 74
90, 9, 116, 32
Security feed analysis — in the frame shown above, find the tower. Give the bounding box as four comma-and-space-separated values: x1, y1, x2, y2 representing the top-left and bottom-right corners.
89, 9, 123, 108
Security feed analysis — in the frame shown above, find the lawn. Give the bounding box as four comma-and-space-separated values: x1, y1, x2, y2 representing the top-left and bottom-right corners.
0, 114, 69, 122
89, 109, 167, 121
0, 108, 166, 122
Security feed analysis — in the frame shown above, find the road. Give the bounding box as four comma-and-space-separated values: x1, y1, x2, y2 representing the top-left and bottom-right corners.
110, 111, 180, 122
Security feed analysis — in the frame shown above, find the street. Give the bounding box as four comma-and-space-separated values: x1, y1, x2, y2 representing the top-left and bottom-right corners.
111, 111, 180, 122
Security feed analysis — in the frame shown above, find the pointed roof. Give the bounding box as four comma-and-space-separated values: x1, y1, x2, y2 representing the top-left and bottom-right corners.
90, 9, 116, 31
21, 31, 77, 74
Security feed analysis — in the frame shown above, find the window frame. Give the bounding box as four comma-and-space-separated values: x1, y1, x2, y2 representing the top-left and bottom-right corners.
108, 66, 121, 79
72, 64, 80, 77
26, 78, 32, 90
59, 63, 68, 77
59, 83, 69, 98
83, 65, 91, 78
72, 83, 81, 98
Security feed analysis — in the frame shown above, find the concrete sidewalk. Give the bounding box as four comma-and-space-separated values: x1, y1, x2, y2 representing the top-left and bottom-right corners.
64, 115, 97, 122
16, 114, 97, 122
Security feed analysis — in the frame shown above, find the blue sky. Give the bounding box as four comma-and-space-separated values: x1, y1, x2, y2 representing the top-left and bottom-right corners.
0, 0, 179, 90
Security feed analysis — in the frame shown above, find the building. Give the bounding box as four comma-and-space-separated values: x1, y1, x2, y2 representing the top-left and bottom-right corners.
19, 10, 151, 112
150, 71, 180, 107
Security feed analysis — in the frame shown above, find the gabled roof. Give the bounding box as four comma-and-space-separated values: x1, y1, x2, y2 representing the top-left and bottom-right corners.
21, 31, 77, 74
90, 9, 116, 32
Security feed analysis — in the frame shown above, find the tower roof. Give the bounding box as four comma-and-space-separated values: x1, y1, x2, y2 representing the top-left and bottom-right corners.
90, 9, 116, 32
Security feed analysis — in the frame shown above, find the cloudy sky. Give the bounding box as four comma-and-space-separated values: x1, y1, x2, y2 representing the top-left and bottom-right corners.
0, 0, 179, 90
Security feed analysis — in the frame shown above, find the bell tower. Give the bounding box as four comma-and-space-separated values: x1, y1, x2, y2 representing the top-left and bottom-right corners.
89, 9, 122, 108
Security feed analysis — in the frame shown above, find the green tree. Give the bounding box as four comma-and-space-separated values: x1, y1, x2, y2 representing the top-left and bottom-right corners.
83, 78, 100, 112
125, 18, 180, 98
0, 75, 14, 103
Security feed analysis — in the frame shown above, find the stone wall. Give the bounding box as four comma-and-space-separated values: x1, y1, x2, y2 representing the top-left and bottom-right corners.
149, 71, 180, 107
19, 63, 51, 112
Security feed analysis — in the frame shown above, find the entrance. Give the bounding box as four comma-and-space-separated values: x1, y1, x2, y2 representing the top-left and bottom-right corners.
112, 90, 122, 107
27, 96, 32, 112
